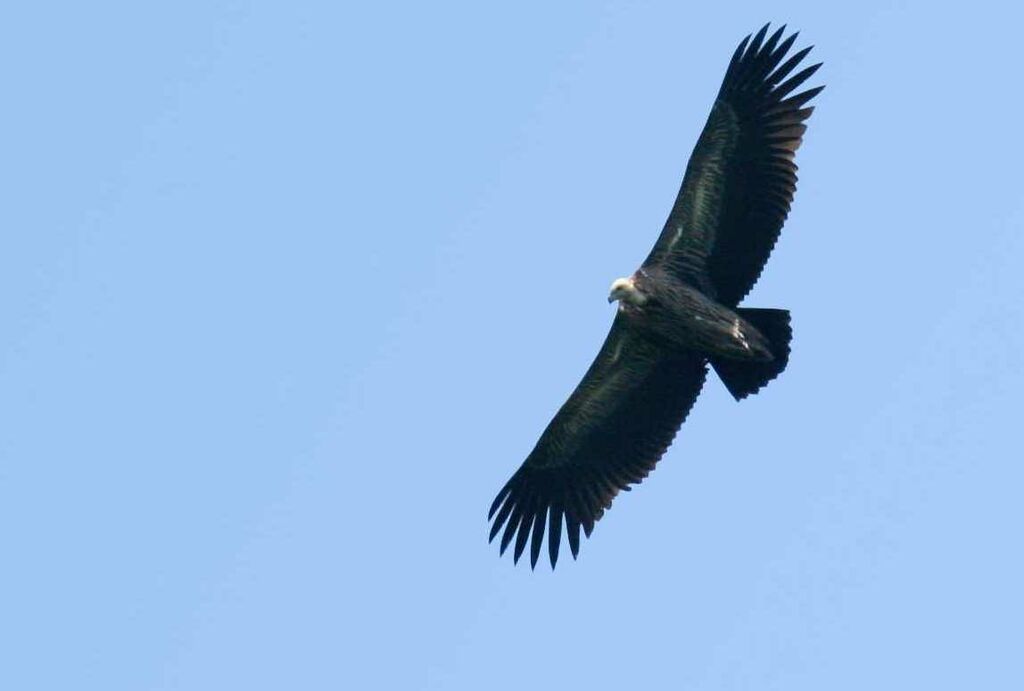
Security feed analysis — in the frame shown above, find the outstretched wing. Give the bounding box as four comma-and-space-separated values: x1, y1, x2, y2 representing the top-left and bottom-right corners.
488, 315, 707, 568
643, 24, 823, 306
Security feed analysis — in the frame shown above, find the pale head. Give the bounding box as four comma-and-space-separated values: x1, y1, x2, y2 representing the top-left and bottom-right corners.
608, 276, 646, 305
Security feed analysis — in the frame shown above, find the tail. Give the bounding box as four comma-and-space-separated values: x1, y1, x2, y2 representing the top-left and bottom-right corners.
710, 308, 791, 401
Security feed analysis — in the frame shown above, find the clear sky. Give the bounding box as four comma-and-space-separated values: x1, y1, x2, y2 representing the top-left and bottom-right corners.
3, 2, 1023, 689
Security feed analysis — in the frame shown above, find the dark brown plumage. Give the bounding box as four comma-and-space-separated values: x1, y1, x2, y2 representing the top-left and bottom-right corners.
489, 25, 822, 568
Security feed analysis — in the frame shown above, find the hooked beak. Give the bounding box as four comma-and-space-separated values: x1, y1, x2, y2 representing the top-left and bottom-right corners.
608, 279, 629, 304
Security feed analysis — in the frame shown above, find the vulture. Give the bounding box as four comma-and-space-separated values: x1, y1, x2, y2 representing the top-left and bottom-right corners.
489, 25, 823, 568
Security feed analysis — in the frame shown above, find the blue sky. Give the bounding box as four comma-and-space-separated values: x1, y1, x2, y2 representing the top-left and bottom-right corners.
2, 2, 1023, 689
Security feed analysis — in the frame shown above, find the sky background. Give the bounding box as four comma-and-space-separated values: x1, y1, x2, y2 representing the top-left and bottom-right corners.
2, 2, 1023, 689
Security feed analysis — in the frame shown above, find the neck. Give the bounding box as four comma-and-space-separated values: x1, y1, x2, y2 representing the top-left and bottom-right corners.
622, 287, 647, 306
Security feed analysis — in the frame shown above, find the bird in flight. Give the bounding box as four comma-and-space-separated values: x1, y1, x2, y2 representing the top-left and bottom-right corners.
488, 24, 824, 569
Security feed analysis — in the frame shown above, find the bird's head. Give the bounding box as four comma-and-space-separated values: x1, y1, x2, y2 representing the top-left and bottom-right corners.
608, 276, 647, 306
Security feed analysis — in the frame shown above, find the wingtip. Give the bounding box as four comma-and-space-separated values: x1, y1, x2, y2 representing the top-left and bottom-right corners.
548, 510, 563, 569
487, 479, 513, 519
499, 508, 522, 555
732, 33, 752, 63
748, 24, 770, 55
512, 511, 533, 564
764, 25, 786, 54
529, 511, 545, 569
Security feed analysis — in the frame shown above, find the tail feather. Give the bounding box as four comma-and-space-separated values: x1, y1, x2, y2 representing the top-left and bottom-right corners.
711, 308, 791, 401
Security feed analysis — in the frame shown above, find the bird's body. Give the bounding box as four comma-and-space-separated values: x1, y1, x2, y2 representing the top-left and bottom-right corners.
489, 24, 823, 568
617, 267, 775, 362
